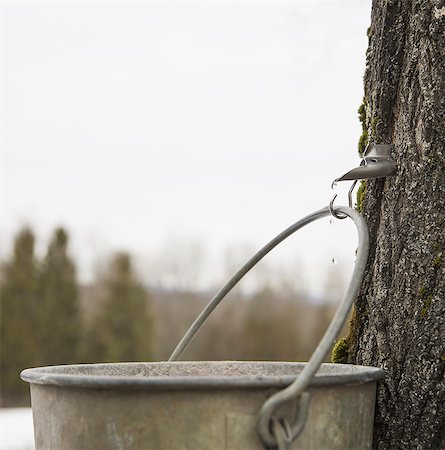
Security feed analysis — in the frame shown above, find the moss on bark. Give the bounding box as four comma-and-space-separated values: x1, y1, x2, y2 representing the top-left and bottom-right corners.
331, 337, 349, 363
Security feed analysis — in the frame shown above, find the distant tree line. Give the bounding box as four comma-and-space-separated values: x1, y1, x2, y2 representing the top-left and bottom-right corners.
1, 226, 342, 406
0, 227, 153, 406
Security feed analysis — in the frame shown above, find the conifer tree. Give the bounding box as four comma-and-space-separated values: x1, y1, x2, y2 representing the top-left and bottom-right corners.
0, 227, 40, 405
87, 252, 153, 362
39, 227, 80, 365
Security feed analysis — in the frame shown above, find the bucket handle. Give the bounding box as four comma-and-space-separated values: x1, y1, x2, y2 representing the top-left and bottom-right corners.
169, 206, 369, 449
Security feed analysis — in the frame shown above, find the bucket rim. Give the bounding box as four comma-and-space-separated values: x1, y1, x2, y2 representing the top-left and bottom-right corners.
21, 361, 384, 391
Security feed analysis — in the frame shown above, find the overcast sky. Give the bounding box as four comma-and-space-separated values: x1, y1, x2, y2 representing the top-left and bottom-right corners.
0, 1, 372, 294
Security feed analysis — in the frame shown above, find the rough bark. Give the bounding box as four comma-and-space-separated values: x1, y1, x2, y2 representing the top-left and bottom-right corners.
347, 1, 445, 449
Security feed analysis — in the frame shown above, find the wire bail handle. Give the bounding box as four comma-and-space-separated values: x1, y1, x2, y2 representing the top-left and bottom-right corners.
169, 207, 369, 448
329, 144, 397, 219
255, 207, 369, 449
169, 145, 396, 449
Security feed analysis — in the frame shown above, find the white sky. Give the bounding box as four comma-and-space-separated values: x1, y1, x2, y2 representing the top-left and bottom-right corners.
0, 1, 372, 294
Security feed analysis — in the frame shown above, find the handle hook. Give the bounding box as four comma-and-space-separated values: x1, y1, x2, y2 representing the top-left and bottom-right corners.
329, 144, 396, 219
329, 179, 358, 219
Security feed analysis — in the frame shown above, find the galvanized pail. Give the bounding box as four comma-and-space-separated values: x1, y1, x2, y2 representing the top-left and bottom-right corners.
21, 361, 383, 449
21, 207, 382, 449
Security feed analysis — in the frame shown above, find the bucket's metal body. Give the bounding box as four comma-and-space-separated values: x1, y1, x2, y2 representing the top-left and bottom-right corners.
22, 361, 383, 450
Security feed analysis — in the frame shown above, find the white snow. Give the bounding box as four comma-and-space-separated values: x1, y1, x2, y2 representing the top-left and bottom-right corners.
0, 408, 34, 450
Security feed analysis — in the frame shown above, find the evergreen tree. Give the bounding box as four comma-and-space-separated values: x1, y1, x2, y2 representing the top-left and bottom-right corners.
39, 227, 80, 365
87, 252, 153, 362
0, 227, 40, 405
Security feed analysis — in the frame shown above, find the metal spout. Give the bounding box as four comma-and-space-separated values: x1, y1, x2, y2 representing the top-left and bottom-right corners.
329, 144, 397, 219
335, 144, 397, 183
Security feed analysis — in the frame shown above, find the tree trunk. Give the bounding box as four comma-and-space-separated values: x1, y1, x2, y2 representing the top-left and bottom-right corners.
347, 1, 445, 449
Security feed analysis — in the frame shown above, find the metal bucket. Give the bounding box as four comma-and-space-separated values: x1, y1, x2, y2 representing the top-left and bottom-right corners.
21, 361, 383, 449
21, 207, 382, 449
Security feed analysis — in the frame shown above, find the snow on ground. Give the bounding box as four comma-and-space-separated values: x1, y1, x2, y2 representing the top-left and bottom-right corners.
0, 408, 34, 450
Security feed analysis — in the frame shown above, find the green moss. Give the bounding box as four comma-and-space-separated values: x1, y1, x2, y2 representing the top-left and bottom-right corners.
358, 99, 368, 156
331, 338, 349, 363
358, 104, 367, 131
418, 286, 427, 295
356, 180, 367, 213
420, 297, 432, 319
441, 356, 445, 362
433, 254, 442, 267
419, 288, 433, 320
367, 26, 373, 38
358, 132, 368, 156
342, 96, 371, 357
